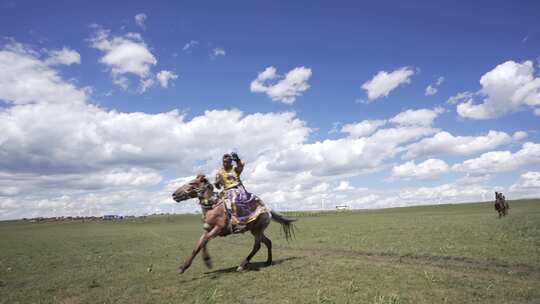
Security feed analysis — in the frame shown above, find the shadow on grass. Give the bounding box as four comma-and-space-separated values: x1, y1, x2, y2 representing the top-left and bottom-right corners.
205, 256, 302, 275
177, 256, 303, 283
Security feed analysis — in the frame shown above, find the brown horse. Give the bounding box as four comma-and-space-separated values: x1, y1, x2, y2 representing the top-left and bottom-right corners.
494, 192, 509, 218
172, 174, 296, 273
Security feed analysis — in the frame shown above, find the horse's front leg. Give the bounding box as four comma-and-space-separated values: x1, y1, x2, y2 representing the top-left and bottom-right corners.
177, 226, 220, 274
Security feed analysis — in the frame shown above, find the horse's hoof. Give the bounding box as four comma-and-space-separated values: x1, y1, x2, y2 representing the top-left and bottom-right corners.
203, 258, 213, 269
177, 266, 185, 274
236, 265, 246, 272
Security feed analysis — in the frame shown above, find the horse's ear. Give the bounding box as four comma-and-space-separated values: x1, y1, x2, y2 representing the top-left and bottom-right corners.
196, 174, 208, 183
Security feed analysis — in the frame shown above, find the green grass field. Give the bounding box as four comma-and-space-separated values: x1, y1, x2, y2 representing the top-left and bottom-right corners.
1, 200, 539, 304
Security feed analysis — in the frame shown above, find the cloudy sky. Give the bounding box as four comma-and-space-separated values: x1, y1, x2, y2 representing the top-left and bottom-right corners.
1, 0, 539, 219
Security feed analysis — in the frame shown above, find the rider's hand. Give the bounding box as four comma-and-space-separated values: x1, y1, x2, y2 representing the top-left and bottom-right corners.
231, 152, 240, 161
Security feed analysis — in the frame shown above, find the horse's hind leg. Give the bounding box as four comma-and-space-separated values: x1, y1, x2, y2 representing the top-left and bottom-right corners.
202, 243, 213, 269
237, 232, 262, 272
261, 234, 272, 266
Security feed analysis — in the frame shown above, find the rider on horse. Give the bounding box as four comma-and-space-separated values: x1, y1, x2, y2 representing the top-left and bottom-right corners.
494, 191, 510, 217
214, 152, 253, 233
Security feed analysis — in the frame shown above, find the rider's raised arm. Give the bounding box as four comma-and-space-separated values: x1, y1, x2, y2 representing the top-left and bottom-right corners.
232, 152, 244, 175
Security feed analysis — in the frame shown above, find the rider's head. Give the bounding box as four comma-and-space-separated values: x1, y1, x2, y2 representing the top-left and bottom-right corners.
222, 153, 232, 167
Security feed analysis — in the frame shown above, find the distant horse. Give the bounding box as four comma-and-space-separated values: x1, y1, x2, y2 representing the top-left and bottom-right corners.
494, 192, 509, 218
172, 174, 296, 273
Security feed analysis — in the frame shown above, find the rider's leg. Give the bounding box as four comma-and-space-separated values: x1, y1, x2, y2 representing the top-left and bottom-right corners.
224, 199, 233, 233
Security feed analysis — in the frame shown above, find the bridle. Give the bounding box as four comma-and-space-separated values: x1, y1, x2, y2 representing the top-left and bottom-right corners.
192, 183, 210, 197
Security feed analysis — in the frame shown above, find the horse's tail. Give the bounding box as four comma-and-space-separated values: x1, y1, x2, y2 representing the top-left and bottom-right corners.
270, 210, 297, 242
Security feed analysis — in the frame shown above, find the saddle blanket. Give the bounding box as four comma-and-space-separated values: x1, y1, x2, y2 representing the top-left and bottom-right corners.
233, 199, 270, 225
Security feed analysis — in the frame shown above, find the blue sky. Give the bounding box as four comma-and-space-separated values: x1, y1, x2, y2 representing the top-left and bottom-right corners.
0, 0, 539, 219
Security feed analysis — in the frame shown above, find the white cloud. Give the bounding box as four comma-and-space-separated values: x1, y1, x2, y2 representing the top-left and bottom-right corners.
268, 125, 437, 177
456, 60, 540, 119
452, 142, 540, 175
138, 77, 154, 93
212, 47, 226, 58
436, 76, 444, 86
391, 159, 449, 180
251, 67, 277, 91
183, 40, 198, 51
89, 28, 157, 90
509, 171, 540, 195
250, 66, 312, 104
447, 91, 475, 104
329, 182, 495, 210
341, 119, 386, 138
135, 13, 147, 29
0, 168, 162, 195
456, 173, 492, 185
3, 41, 39, 56
0, 46, 88, 105
425, 76, 444, 96
311, 182, 330, 193
45, 48, 81, 66
328, 122, 341, 134
389, 107, 445, 127
425, 85, 437, 96
335, 181, 354, 191
392, 183, 492, 205
156, 70, 178, 88
404, 130, 516, 159
227, 122, 437, 212
513, 131, 528, 141
361, 67, 415, 101
340, 107, 442, 141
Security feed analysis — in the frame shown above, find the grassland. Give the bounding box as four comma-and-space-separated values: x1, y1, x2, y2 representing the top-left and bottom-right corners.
1, 199, 539, 304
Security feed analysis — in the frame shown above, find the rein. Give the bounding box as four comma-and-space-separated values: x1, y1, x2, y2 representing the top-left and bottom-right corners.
194, 183, 223, 210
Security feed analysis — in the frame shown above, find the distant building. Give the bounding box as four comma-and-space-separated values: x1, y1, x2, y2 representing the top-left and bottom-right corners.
335, 205, 349, 210
103, 215, 121, 220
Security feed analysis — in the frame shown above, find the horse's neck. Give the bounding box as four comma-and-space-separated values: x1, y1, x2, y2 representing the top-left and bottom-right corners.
202, 197, 226, 227
199, 193, 225, 213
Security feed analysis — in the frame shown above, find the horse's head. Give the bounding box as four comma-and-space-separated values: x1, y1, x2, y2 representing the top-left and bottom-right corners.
172, 174, 213, 202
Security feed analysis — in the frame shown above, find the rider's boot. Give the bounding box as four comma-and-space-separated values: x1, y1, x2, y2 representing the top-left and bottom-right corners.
232, 220, 246, 233
226, 204, 246, 233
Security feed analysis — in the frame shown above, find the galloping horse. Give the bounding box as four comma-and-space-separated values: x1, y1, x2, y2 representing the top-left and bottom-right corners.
172, 174, 296, 273
494, 191, 509, 218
